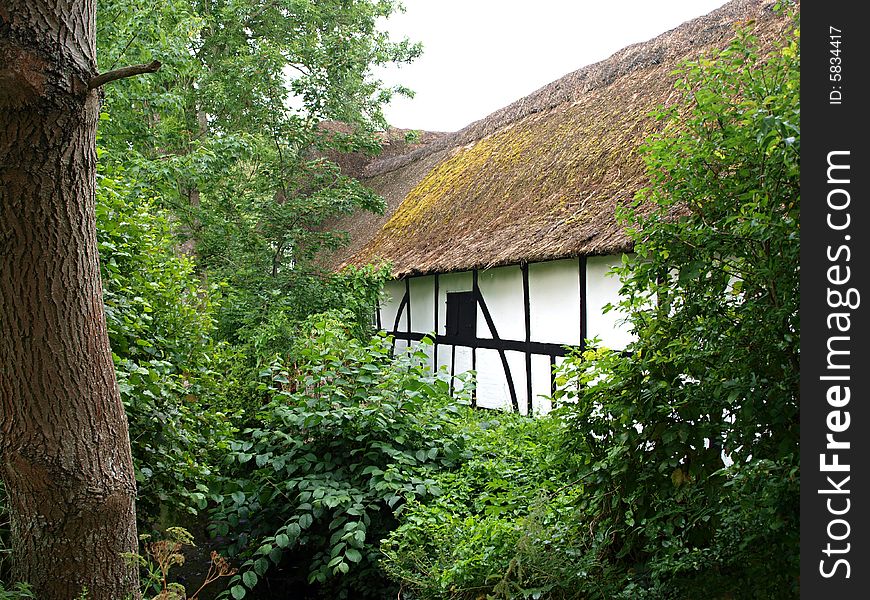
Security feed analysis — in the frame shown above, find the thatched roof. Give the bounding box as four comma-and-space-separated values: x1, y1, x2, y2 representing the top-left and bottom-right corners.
325, 0, 791, 278
317, 122, 448, 181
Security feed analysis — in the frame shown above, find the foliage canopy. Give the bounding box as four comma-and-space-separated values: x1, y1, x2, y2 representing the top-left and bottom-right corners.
95, 0, 419, 342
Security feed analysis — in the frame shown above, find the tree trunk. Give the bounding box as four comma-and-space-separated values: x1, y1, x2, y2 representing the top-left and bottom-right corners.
0, 2, 140, 598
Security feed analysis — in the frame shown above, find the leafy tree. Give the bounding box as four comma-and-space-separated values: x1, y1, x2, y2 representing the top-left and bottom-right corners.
1, 1, 145, 596
4, 1, 413, 593
96, 158, 236, 521
94, 0, 421, 342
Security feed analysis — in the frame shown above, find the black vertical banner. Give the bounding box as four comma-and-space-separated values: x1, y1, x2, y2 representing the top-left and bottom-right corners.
801, 1, 869, 596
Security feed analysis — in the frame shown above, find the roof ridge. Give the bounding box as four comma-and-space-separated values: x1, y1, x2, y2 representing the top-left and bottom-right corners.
363, 0, 774, 179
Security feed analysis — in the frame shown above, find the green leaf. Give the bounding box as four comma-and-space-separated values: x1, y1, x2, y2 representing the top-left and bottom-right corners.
254, 558, 269, 576
230, 585, 246, 600
242, 571, 258, 589
286, 522, 302, 540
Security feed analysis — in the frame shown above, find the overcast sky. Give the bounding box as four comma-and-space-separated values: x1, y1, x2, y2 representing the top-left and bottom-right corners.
376, 0, 730, 132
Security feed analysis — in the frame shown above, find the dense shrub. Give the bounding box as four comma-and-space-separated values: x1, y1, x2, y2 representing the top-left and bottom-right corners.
381, 414, 595, 600
96, 162, 235, 522
0, 581, 34, 600
554, 15, 799, 598
207, 312, 475, 599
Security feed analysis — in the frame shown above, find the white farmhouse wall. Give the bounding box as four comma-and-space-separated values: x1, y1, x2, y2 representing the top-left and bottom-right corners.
530, 354, 553, 414
435, 343, 453, 375
474, 349, 530, 414
409, 276, 435, 333
585, 255, 634, 350
408, 276, 435, 363
505, 350, 529, 415
475, 348, 509, 410
380, 279, 407, 352
380, 279, 404, 329
528, 260, 581, 346
452, 345, 473, 387
476, 265, 524, 340
375, 254, 632, 415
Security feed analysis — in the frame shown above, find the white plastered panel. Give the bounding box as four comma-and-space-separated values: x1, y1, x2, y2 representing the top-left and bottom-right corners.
475, 349, 510, 411
530, 353, 554, 415
409, 276, 435, 335
505, 350, 528, 415
380, 279, 406, 333
585, 255, 635, 350
452, 345, 474, 399
475, 265, 524, 341
528, 259, 581, 346
472, 349, 529, 413
436, 343, 453, 374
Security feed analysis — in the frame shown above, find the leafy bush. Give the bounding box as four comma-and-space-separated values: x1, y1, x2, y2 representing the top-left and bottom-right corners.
210, 263, 392, 422
0, 582, 34, 600
231, 263, 391, 375
207, 311, 474, 598
547, 15, 800, 598
96, 161, 235, 522
381, 414, 597, 600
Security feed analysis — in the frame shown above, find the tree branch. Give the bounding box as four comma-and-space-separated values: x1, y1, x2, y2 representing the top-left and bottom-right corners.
89, 60, 161, 89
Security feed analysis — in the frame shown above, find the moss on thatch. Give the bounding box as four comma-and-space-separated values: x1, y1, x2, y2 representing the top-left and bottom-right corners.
325, 0, 791, 277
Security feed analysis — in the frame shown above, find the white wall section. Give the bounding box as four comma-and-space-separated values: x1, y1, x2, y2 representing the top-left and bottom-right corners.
378, 254, 630, 414
529, 353, 554, 415
409, 275, 435, 334
475, 348, 509, 410
380, 279, 406, 332
528, 259, 581, 346
585, 255, 634, 350
476, 265, 524, 340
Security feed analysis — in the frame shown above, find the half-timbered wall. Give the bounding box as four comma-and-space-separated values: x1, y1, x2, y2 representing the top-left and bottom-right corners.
381, 256, 632, 414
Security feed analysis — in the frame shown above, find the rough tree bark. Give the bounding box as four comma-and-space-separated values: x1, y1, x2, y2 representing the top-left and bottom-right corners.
1, 1, 141, 598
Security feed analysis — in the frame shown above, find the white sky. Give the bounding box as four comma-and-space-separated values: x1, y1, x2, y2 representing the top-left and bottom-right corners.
377, 0, 730, 132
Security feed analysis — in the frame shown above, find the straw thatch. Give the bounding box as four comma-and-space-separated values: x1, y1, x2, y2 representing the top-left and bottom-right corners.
325, 0, 791, 278
317, 122, 448, 181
